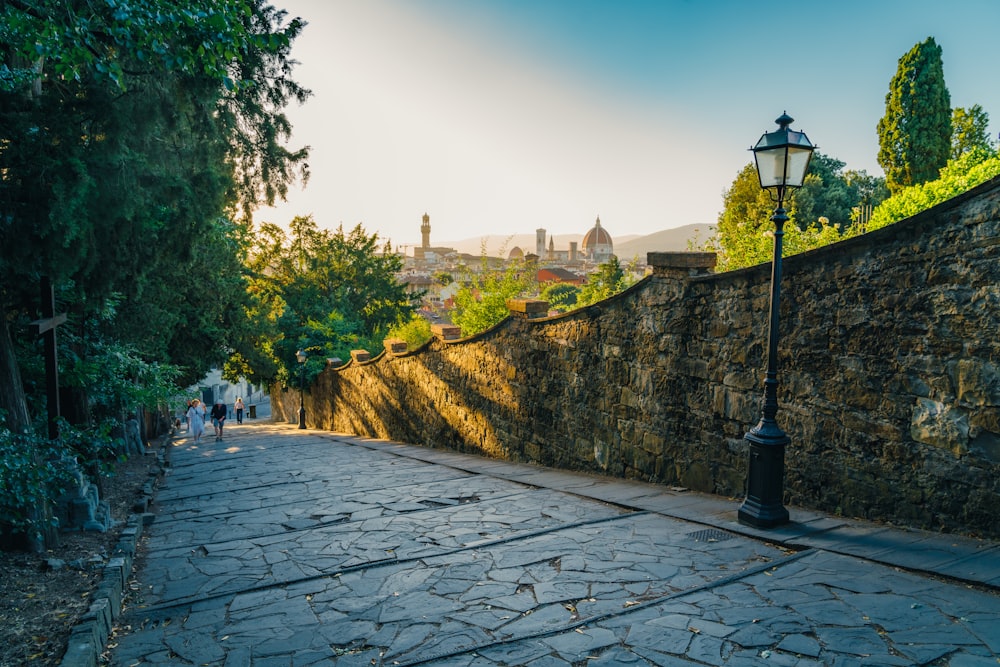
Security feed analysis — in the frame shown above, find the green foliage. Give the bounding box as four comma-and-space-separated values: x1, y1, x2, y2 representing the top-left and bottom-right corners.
0, 1, 299, 95
877, 37, 952, 194
866, 148, 1000, 232
60, 337, 182, 424
577, 257, 634, 307
713, 139, 1000, 272
0, 426, 71, 538
951, 105, 995, 160
711, 155, 888, 271
452, 258, 535, 336
1, 0, 310, 418
790, 154, 887, 232
0, 1, 309, 545
386, 316, 433, 350
56, 419, 123, 477
711, 163, 783, 270
240, 217, 417, 382
539, 282, 580, 313
433, 272, 454, 286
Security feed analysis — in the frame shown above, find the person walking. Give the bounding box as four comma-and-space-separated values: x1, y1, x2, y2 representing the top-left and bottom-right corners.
234, 397, 245, 424
186, 399, 206, 444
210, 399, 227, 441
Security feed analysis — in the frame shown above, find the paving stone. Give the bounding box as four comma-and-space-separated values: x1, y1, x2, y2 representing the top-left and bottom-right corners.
625, 622, 694, 655
949, 654, 1000, 667
812, 626, 888, 656
775, 633, 821, 657
103, 426, 1000, 667
542, 626, 620, 662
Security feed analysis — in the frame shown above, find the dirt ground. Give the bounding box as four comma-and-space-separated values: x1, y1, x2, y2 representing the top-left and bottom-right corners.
0, 437, 166, 667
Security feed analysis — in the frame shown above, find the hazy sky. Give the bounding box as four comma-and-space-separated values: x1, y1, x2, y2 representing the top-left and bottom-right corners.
257, 0, 1000, 249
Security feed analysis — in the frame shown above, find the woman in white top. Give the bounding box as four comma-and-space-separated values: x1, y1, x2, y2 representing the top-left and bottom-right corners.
186, 399, 206, 443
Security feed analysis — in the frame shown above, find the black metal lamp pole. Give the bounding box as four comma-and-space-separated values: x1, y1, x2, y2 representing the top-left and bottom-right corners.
296, 349, 307, 429
738, 113, 815, 529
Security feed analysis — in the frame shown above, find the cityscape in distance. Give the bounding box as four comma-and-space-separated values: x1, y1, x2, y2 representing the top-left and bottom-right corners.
410, 222, 715, 260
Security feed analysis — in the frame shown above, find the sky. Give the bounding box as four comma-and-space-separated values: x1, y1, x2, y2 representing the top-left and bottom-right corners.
257, 0, 1000, 251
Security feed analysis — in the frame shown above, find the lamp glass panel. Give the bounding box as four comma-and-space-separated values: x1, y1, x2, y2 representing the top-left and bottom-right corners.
783, 146, 813, 187
754, 147, 789, 189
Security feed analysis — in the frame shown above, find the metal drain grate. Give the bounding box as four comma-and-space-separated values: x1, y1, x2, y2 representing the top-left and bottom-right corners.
686, 528, 735, 543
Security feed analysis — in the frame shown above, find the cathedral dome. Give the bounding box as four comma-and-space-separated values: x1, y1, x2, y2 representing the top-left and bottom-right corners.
508, 246, 524, 260
582, 216, 613, 258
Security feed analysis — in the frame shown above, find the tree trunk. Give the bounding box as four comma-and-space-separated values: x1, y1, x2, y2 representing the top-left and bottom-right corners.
0, 319, 57, 552
0, 321, 32, 434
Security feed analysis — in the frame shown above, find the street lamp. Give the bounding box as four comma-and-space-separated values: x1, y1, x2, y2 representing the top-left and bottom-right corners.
296, 348, 307, 429
738, 112, 815, 529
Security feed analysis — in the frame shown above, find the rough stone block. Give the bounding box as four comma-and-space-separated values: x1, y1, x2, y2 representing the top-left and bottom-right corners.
60, 631, 98, 667
648, 251, 717, 277
78, 598, 112, 647
431, 324, 462, 340
384, 338, 408, 355
507, 298, 550, 319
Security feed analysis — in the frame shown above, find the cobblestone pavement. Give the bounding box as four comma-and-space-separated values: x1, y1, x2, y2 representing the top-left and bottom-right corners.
107, 421, 1000, 666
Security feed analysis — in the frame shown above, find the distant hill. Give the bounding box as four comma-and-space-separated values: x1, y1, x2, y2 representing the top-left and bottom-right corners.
437, 223, 714, 260
614, 224, 715, 260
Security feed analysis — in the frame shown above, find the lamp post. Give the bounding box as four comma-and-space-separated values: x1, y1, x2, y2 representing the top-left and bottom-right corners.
738, 112, 815, 529
296, 348, 307, 429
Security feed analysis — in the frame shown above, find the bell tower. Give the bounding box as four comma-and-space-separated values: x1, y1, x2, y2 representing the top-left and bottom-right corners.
421, 213, 431, 250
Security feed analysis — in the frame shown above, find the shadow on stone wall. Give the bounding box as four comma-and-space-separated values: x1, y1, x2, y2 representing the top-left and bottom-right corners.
274, 176, 1000, 538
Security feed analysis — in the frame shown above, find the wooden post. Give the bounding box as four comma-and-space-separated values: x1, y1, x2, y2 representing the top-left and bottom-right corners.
29, 277, 67, 440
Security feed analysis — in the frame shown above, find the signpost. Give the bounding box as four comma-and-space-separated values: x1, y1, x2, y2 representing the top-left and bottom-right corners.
30, 277, 67, 440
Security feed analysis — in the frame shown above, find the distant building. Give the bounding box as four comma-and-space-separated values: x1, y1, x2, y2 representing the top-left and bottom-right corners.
582, 216, 614, 262
537, 267, 584, 285
532, 217, 614, 266
413, 213, 456, 262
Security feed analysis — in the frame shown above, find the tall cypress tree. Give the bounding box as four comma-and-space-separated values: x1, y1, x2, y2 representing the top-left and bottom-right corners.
877, 37, 952, 194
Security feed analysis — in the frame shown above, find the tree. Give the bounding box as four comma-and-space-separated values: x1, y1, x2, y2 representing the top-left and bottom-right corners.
0, 0, 309, 422
877, 37, 952, 194
241, 217, 418, 382
710, 155, 885, 271
452, 257, 535, 336
539, 282, 580, 313
710, 163, 784, 271
577, 257, 632, 307
951, 105, 996, 160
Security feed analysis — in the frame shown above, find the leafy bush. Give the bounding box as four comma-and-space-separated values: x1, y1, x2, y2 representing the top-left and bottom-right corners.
386, 316, 432, 349
0, 425, 71, 539
865, 149, 1000, 232
452, 258, 535, 336
539, 282, 580, 313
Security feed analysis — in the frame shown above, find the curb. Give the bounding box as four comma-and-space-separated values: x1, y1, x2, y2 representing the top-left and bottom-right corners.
58, 445, 168, 667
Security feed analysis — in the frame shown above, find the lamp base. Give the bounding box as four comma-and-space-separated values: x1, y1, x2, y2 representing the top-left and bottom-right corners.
298, 407, 306, 429
738, 428, 789, 528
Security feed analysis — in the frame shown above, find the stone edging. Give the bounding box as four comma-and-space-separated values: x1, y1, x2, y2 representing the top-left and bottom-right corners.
58, 446, 167, 667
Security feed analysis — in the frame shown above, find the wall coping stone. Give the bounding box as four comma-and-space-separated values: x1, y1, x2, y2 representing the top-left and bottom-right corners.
350, 349, 371, 363
648, 251, 717, 277
431, 323, 462, 340
384, 338, 408, 355
507, 298, 550, 318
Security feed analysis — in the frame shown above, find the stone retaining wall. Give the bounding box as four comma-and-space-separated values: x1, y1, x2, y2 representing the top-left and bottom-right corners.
274, 176, 1000, 537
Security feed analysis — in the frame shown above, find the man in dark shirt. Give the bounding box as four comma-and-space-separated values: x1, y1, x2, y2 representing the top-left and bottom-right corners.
210, 399, 227, 441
